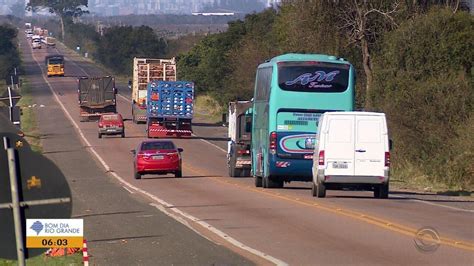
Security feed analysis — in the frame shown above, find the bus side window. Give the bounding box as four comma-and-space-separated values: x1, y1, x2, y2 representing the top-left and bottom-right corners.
245, 115, 252, 133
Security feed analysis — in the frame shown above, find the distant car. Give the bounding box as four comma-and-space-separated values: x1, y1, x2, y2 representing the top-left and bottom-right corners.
98, 113, 125, 138
26, 32, 33, 39
132, 140, 183, 179
32, 39, 41, 49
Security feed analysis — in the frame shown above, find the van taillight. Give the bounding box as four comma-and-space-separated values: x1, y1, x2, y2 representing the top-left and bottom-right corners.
385, 152, 390, 167
318, 150, 325, 166
269, 132, 277, 154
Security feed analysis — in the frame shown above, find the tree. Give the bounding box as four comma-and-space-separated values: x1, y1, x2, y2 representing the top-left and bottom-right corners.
10, 0, 26, 18
27, 0, 88, 41
337, 0, 400, 109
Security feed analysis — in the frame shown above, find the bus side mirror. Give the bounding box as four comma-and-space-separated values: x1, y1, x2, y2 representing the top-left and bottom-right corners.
389, 139, 393, 150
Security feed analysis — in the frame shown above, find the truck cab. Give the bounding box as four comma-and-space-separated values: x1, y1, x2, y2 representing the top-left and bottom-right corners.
227, 101, 253, 177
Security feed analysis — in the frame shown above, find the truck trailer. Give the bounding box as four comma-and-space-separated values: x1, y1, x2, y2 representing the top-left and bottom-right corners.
131, 57, 176, 124
78, 76, 117, 122
227, 101, 253, 177
146, 81, 194, 138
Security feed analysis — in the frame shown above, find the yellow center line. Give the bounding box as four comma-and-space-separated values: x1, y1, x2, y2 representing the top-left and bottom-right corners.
182, 162, 474, 252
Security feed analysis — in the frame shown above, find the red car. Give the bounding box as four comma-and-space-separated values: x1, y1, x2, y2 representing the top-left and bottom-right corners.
98, 113, 125, 138
132, 140, 183, 179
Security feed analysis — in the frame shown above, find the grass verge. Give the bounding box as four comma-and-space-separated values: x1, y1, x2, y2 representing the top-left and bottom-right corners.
0, 253, 82, 266
194, 95, 225, 124
390, 161, 473, 196
17, 80, 42, 153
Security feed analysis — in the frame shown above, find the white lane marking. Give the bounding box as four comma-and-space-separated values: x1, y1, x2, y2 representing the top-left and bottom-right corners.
32, 53, 287, 266
390, 195, 474, 213
122, 185, 135, 194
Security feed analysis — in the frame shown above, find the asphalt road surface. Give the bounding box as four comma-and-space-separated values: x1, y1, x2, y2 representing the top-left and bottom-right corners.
20, 36, 474, 265
20, 37, 254, 265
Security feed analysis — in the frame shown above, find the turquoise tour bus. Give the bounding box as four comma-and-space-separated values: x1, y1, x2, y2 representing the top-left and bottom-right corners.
251, 53, 356, 188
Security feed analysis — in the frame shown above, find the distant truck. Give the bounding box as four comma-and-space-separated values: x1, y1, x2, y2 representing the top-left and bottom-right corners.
227, 101, 253, 177
131, 57, 177, 124
146, 81, 194, 138
45, 37, 56, 47
78, 76, 117, 122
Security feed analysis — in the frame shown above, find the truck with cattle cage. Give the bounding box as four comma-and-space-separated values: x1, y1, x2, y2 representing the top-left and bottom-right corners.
227, 100, 253, 177
131, 57, 177, 124
146, 81, 194, 138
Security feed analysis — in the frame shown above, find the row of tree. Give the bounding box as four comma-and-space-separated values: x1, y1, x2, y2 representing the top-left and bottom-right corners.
0, 24, 20, 84
177, 1, 473, 188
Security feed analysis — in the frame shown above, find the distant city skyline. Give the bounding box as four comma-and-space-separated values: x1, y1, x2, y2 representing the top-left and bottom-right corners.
0, 0, 282, 16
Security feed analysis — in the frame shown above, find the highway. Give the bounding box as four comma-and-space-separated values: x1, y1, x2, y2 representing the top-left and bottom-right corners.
21, 35, 474, 265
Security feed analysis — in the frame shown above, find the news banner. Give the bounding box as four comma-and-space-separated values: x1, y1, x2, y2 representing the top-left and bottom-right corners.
26, 219, 83, 248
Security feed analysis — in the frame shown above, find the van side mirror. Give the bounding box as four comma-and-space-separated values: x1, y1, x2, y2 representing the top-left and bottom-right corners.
178, 148, 184, 153
389, 139, 393, 150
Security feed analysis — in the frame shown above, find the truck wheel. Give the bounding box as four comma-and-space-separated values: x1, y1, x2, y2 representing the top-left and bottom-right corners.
98, 133, 102, 139
241, 168, 250, 177
255, 176, 262, 187
263, 176, 283, 189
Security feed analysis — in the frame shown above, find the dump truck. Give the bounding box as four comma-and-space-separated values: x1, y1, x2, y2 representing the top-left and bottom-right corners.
227, 101, 253, 177
78, 76, 117, 122
131, 57, 177, 124
146, 81, 194, 138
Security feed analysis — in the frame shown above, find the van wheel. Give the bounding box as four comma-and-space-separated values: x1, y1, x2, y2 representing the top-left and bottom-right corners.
315, 181, 326, 198
255, 176, 262, 187
98, 133, 102, 139
374, 183, 389, 199
175, 170, 182, 178
121, 132, 125, 138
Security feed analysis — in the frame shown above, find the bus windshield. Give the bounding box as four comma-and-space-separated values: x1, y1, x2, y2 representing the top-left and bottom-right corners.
278, 61, 350, 92
48, 58, 63, 65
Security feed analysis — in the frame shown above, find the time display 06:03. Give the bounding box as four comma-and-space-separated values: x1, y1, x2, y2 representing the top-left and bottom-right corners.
41, 238, 68, 246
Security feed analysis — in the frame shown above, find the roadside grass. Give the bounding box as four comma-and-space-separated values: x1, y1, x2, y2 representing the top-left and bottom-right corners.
194, 95, 225, 124
0, 253, 82, 266
390, 160, 473, 196
17, 80, 42, 153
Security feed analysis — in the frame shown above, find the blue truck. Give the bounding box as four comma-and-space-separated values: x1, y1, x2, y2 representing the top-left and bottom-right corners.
146, 81, 194, 138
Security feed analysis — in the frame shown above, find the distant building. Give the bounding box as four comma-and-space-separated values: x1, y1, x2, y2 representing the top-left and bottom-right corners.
192, 12, 235, 16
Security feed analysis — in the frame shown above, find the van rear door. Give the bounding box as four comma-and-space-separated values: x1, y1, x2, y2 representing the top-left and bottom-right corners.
354, 115, 386, 176
324, 115, 355, 176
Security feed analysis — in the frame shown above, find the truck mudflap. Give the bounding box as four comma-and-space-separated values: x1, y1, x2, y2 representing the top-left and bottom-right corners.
235, 159, 251, 168
147, 125, 192, 138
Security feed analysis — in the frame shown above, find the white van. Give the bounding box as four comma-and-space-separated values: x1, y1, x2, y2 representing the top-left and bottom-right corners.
312, 112, 391, 198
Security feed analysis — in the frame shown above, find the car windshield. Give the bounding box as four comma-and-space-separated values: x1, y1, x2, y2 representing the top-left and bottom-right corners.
141, 141, 175, 151
102, 114, 120, 121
